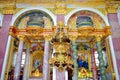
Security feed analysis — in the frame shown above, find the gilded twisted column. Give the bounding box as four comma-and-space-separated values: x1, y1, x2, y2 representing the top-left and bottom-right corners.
95, 36, 107, 80
14, 35, 25, 80
70, 35, 78, 80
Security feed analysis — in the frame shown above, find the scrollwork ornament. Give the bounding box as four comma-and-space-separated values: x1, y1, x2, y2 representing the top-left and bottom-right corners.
69, 35, 78, 42
95, 35, 102, 42
17, 35, 25, 41
44, 34, 52, 41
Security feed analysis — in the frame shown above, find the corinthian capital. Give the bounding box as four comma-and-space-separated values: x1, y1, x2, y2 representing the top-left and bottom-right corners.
44, 34, 52, 41
17, 35, 25, 41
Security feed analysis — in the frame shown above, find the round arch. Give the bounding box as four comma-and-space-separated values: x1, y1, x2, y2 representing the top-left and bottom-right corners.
65, 8, 109, 26
65, 8, 119, 80
10, 7, 57, 26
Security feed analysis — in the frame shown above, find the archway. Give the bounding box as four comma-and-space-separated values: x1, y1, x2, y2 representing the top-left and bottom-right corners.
6, 7, 56, 80
65, 8, 119, 80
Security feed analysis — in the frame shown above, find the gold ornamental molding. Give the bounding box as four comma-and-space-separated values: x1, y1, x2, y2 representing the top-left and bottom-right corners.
106, 1, 120, 13
54, 0, 66, 14
2, 5, 16, 14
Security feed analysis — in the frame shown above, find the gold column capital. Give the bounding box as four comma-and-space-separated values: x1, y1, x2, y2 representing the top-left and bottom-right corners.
17, 35, 26, 41
106, 1, 120, 13
90, 42, 94, 48
69, 34, 78, 42
54, 0, 66, 14
95, 35, 102, 42
2, 5, 16, 14
44, 34, 52, 41
26, 43, 31, 49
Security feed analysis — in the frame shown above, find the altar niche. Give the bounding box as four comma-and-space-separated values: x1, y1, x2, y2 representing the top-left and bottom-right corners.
77, 44, 92, 79
29, 45, 44, 78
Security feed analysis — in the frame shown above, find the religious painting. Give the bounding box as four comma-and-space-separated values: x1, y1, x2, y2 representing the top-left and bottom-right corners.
77, 44, 90, 70
77, 44, 92, 79
15, 11, 53, 29
30, 45, 44, 77
77, 53, 88, 70
67, 10, 105, 29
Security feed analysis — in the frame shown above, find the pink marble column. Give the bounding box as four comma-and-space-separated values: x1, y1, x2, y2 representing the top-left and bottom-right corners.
56, 70, 65, 80
108, 14, 120, 79
90, 48, 97, 80
56, 14, 66, 80
0, 14, 13, 74
43, 41, 49, 80
14, 40, 24, 80
57, 14, 65, 23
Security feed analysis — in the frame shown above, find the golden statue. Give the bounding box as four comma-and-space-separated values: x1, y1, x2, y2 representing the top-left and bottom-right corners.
32, 69, 42, 77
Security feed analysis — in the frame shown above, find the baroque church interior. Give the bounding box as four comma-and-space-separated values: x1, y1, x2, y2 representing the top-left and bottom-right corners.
0, 0, 120, 80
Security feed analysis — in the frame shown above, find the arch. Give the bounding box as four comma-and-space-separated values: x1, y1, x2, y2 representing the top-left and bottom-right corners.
65, 8, 109, 26
0, 13, 3, 27
10, 7, 57, 26
65, 8, 119, 80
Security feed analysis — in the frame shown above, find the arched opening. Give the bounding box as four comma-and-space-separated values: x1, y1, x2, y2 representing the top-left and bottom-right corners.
65, 8, 117, 80
7, 7, 56, 80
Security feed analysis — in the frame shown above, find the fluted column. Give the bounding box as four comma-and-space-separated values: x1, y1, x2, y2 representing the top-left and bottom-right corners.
23, 43, 30, 80
14, 35, 25, 80
43, 35, 51, 80
90, 43, 97, 80
95, 36, 107, 80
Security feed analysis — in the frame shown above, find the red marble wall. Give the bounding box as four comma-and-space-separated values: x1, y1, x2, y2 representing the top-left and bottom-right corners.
0, 14, 13, 75
108, 13, 120, 77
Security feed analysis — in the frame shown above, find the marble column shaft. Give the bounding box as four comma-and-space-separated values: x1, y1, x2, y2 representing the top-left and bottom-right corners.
55, 13, 66, 80
14, 40, 24, 80
23, 47, 30, 80
43, 41, 49, 80
90, 48, 97, 80
0, 14, 13, 74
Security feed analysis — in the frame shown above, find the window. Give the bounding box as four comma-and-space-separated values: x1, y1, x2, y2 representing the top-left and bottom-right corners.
94, 50, 108, 67
94, 51, 99, 67
21, 52, 26, 67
